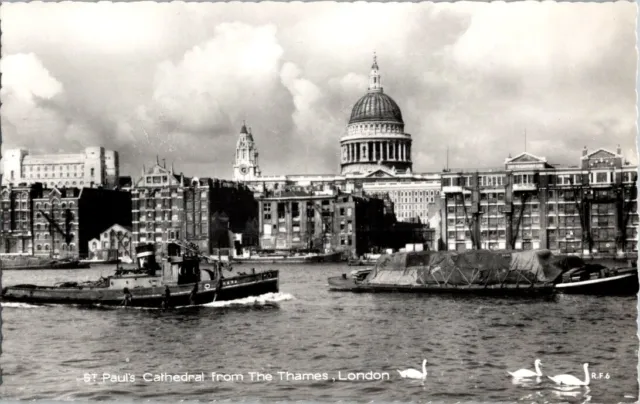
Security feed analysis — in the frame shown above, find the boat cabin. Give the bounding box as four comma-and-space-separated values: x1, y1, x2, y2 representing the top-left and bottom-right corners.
107, 242, 217, 290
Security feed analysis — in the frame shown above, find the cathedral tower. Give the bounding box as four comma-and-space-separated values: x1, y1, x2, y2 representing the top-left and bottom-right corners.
233, 121, 261, 182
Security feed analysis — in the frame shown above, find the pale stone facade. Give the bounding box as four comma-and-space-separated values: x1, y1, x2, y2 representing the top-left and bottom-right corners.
361, 178, 441, 223
88, 223, 132, 261
2, 147, 120, 189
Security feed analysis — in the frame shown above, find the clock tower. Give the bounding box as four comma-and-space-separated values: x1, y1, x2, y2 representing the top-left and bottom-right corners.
233, 121, 261, 182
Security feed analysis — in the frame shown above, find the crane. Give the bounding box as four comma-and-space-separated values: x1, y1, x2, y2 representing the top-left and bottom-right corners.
38, 207, 74, 257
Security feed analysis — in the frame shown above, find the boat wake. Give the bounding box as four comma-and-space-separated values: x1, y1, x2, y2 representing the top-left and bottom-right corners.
201, 292, 295, 308
105, 292, 295, 310
1, 292, 295, 311
1, 302, 42, 309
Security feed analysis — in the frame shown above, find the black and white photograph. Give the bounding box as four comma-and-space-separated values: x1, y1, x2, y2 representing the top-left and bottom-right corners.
0, 1, 637, 402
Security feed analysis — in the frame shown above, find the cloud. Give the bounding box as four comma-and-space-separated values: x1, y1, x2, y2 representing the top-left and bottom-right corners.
129, 22, 296, 176
143, 22, 286, 135
280, 62, 343, 172
0, 2, 635, 180
0, 53, 104, 153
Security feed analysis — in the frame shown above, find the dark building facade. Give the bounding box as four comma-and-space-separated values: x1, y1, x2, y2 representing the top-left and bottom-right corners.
0, 183, 131, 258
258, 188, 386, 258
130, 162, 258, 259
440, 147, 638, 257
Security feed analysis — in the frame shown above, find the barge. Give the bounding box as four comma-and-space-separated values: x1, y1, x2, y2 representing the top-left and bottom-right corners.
1, 242, 279, 308
329, 249, 569, 296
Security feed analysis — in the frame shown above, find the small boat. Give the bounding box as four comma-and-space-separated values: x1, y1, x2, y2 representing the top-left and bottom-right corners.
234, 250, 343, 265
1, 257, 91, 270
555, 264, 638, 296
79, 258, 121, 265
1, 242, 279, 308
347, 255, 380, 266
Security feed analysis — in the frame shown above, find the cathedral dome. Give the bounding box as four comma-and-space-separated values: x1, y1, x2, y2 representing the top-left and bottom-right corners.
348, 92, 404, 125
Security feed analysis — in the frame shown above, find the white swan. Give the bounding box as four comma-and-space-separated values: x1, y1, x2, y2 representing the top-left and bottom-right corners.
397, 359, 427, 380
508, 359, 543, 378
548, 363, 590, 386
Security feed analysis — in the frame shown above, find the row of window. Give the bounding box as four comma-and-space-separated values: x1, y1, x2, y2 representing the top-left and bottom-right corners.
443, 172, 637, 187
446, 229, 628, 242
145, 175, 169, 184
2, 193, 29, 200
134, 229, 198, 240
24, 164, 83, 171
450, 241, 637, 254
35, 243, 76, 251
394, 197, 436, 204
348, 123, 403, 133
133, 192, 208, 200
387, 190, 440, 197
35, 201, 76, 209
22, 172, 84, 179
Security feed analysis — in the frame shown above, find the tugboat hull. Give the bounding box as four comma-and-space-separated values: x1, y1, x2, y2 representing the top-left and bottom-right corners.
1, 270, 279, 308
555, 270, 638, 296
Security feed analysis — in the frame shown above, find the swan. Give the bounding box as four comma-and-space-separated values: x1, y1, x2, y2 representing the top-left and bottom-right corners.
508, 359, 543, 378
397, 359, 427, 380
548, 363, 590, 386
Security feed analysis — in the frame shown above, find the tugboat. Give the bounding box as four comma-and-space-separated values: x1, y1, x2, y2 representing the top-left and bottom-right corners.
1, 242, 279, 308
554, 261, 638, 296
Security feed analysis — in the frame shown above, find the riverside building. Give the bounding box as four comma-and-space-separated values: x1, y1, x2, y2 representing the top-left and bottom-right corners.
0, 183, 131, 258
131, 161, 258, 258
2, 147, 120, 189
440, 147, 638, 257
257, 186, 386, 258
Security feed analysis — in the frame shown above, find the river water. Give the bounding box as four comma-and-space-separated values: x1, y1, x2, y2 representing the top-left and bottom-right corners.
0, 263, 637, 403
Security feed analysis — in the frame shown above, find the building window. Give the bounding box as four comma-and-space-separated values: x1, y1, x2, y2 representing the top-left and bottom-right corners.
596, 172, 609, 183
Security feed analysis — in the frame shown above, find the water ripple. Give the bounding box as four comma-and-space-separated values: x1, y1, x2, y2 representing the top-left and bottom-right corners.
1, 264, 637, 403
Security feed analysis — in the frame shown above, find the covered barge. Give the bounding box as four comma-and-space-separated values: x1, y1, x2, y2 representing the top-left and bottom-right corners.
329, 249, 571, 296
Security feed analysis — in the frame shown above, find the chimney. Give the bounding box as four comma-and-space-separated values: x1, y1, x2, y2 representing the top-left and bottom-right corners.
616, 144, 622, 156
582, 146, 588, 157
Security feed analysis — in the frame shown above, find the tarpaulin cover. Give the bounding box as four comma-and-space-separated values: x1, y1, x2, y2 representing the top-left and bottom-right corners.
550, 255, 586, 272
365, 249, 565, 286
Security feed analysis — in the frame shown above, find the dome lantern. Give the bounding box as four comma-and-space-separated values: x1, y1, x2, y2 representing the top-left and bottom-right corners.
368, 52, 382, 93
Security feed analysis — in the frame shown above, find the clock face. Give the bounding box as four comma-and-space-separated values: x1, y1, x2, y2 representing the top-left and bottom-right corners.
240, 166, 248, 175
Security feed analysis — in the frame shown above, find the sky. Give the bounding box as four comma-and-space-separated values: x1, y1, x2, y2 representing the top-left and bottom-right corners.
1, 1, 637, 179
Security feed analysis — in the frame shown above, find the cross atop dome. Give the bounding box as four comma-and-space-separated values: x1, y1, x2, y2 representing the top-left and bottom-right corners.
368, 52, 383, 93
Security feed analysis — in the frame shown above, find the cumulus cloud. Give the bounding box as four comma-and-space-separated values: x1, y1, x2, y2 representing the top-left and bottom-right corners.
279, 62, 345, 172
0, 53, 104, 153
0, 2, 636, 179
130, 22, 290, 172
